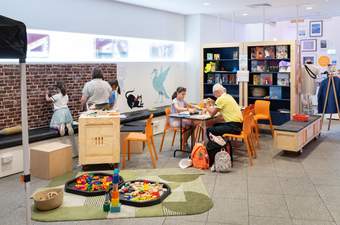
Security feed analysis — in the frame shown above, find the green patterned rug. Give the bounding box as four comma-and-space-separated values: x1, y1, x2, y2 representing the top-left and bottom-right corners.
31, 168, 213, 222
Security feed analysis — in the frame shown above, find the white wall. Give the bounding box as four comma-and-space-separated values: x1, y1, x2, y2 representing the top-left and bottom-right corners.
1, 0, 185, 41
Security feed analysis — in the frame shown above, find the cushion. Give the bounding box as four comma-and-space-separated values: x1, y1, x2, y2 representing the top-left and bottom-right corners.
0, 125, 22, 135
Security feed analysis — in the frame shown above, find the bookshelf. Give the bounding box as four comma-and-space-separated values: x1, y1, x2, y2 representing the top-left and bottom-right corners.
202, 43, 241, 102
244, 41, 299, 125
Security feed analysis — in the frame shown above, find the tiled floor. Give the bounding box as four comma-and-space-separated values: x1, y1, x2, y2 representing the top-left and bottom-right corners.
1, 121, 340, 225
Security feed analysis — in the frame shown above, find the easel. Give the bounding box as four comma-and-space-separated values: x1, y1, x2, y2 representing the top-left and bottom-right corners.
320, 73, 340, 130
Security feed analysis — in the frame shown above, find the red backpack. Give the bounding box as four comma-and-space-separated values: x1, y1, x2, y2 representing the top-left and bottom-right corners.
191, 143, 209, 170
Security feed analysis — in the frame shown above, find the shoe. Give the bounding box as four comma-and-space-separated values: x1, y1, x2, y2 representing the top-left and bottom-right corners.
66, 123, 74, 136
59, 124, 65, 136
210, 164, 216, 172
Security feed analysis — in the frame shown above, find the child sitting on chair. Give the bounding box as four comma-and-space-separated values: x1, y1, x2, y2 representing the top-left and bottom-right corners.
46, 81, 74, 136
170, 87, 196, 149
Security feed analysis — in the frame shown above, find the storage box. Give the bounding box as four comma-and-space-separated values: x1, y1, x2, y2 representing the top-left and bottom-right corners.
31, 142, 72, 179
79, 113, 120, 165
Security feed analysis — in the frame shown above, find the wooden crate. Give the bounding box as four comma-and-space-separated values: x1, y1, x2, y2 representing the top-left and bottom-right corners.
274, 116, 321, 153
79, 113, 120, 165
31, 142, 72, 179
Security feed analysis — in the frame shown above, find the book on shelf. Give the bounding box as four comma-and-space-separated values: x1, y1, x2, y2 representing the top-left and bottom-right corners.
229, 75, 237, 84
276, 45, 288, 59
233, 51, 239, 60
251, 60, 265, 72
207, 53, 213, 60
253, 75, 261, 85
215, 74, 221, 84
261, 73, 273, 85
213, 53, 220, 60
256, 47, 265, 59
277, 73, 290, 86
270, 86, 282, 99
207, 74, 214, 84
265, 60, 279, 72
250, 47, 257, 59
221, 74, 228, 84
264, 46, 275, 59
278, 109, 290, 114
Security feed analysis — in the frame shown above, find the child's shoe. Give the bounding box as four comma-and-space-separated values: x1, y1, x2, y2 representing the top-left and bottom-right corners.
66, 123, 74, 136
59, 124, 65, 136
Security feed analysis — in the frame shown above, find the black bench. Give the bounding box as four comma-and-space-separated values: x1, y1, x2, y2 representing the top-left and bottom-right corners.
0, 106, 168, 150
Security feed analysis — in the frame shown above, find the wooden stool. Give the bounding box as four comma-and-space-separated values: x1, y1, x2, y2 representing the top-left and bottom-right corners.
31, 142, 72, 179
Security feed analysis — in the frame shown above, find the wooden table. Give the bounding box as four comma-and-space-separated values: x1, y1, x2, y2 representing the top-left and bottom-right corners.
274, 115, 321, 153
169, 113, 214, 157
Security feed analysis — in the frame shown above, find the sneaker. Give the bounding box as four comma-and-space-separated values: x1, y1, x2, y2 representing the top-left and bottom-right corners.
179, 158, 192, 169
66, 123, 74, 136
59, 124, 65, 136
210, 164, 216, 172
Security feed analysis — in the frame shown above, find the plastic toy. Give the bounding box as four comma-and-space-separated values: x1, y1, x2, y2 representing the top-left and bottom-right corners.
119, 179, 171, 207
64, 172, 124, 196
110, 168, 121, 213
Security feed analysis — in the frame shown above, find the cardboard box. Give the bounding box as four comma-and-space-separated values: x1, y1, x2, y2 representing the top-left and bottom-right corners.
31, 142, 72, 179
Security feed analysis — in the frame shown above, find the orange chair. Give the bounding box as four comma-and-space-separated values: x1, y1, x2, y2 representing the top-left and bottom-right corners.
254, 100, 274, 137
223, 113, 255, 166
159, 108, 185, 152
243, 105, 259, 147
122, 114, 158, 169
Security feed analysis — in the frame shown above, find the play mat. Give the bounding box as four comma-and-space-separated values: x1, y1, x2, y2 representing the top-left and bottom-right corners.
31, 168, 213, 222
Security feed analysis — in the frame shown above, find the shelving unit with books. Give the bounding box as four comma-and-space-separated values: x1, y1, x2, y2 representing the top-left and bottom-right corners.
245, 41, 299, 126
202, 44, 240, 102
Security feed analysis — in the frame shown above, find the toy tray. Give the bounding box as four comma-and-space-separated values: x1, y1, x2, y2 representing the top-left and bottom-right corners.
293, 114, 310, 122
119, 180, 171, 207
64, 173, 124, 197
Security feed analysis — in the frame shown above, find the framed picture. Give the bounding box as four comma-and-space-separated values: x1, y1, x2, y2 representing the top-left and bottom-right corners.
320, 40, 327, 49
302, 55, 316, 65
301, 39, 317, 52
310, 20, 323, 37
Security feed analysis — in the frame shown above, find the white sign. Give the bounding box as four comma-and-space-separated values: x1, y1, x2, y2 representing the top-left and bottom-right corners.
237, 70, 249, 82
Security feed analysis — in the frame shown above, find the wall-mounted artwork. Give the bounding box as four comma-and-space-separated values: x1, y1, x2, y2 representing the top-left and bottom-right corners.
150, 44, 174, 58
302, 55, 316, 65
125, 90, 144, 109
151, 66, 171, 103
320, 40, 327, 49
310, 20, 323, 37
27, 33, 49, 58
95, 38, 128, 59
301, 39, 317, 52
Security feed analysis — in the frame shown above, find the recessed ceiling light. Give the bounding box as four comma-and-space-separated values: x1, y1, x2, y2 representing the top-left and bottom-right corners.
203, 2, 210, 6
306, 6, 313, 10
242, 13, 249, 16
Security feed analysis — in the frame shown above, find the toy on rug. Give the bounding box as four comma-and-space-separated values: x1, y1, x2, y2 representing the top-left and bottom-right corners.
64, 172, 124, 196
33, 188, 63, 211
119, 179, 171, 207
110, 168, 121, 213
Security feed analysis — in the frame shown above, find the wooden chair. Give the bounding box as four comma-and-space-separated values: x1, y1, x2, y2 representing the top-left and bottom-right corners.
122, 114, 158, 169
159, 108, 185, 152
254, 100, 274, 137
223, 113, 255, 166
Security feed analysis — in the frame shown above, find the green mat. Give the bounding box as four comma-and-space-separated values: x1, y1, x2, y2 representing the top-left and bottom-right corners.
32, 168, 213, 222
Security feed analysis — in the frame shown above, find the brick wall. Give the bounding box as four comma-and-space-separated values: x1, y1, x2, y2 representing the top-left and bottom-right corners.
0, 64, 117, 129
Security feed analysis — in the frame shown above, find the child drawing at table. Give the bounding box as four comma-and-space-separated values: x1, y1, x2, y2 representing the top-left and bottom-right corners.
170, 87, 196, 149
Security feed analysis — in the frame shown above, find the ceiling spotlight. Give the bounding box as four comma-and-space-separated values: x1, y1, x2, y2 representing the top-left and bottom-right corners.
306, 6, 313, 10
203, 2, 210, 6
242, 13, 249, 16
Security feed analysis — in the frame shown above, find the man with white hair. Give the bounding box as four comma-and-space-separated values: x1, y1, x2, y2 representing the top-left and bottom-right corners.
205, 83, 243, 137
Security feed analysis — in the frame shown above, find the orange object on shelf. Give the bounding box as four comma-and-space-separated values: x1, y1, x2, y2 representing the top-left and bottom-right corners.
293, 114, 310, 122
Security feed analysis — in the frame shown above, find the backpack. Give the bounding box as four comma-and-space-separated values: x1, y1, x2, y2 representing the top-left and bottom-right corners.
214, 148, 232, 172
191, 143, 209, 170
206, 133, 233, 169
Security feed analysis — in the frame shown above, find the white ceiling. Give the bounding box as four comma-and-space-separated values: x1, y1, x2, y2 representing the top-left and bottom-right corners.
114, 0, 340, 23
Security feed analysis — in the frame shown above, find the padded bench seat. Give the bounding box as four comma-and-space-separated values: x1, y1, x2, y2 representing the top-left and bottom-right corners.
0, 106, 168, 150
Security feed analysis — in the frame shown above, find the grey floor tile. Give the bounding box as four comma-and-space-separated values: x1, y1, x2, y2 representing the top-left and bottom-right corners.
213, 176, 247, 200
247, 165, 276, 177
316, 185, 340, 203
308, 173, 340, 186
249, 193, 290, 218
249, 216, 293, 225
285, 195, 333, 221
279, 177, 318, 196
207, 197, 248, 225
292, 219, 337, 225
163, 217, 205, 225
248, 177, 282, 195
